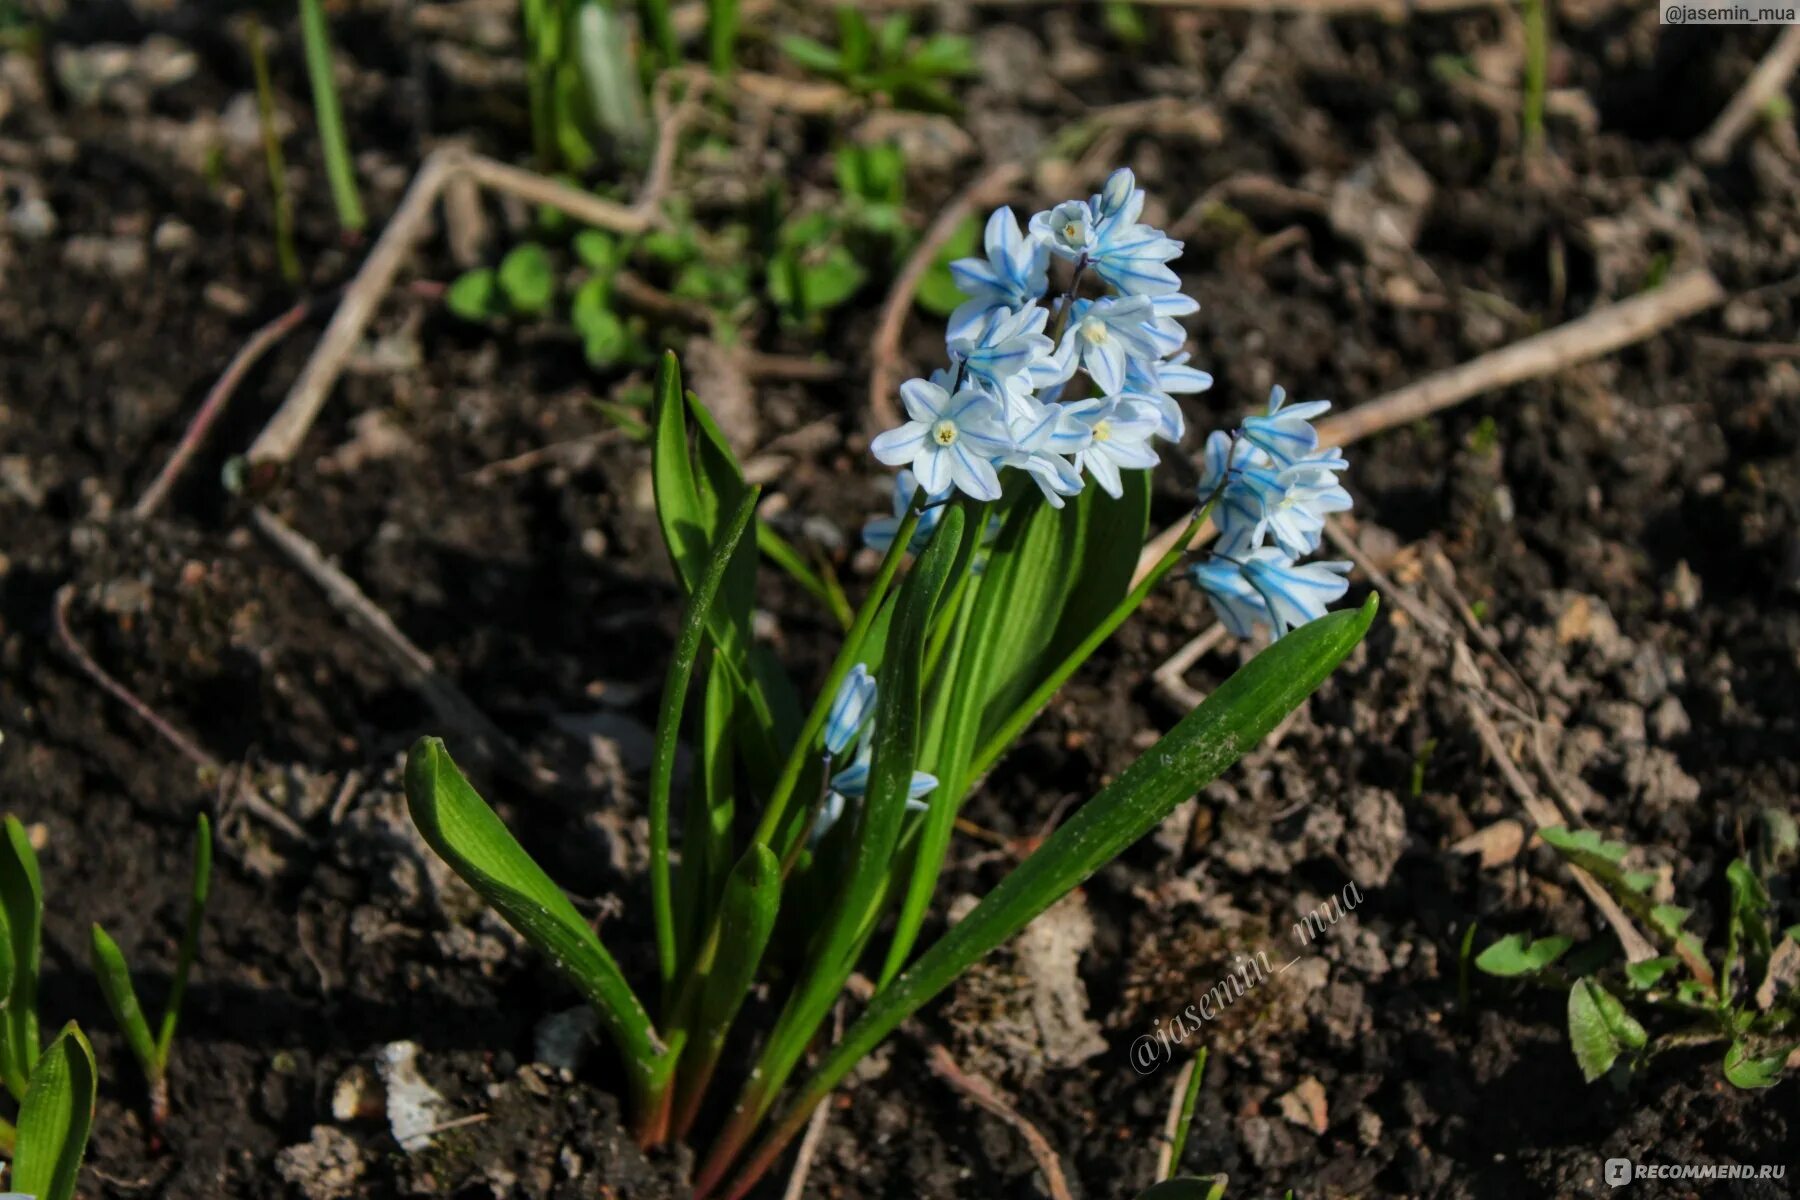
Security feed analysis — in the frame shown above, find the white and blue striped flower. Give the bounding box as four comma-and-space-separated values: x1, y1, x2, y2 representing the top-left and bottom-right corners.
1241, 385, 1332, 466
1063, 394, 1162, 498
946, 207, 1051, 343
823, 664, 877, 757
1064, 296, 1162, 395
862, 469, 945, 554
871, 379, 1012, 501
1242, 549, 1352, 638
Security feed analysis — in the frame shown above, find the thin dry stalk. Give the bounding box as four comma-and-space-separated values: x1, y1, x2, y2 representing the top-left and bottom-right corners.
1133, 269, 1726, 584
926, 1045, 1075, 1200
1695, 23, 1800, 165
248, 506, 541, 783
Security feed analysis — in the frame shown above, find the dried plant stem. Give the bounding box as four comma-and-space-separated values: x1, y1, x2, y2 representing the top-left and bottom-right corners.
926, 1046, 1075, 1200
1695, 23, 1800, 165
1134, 268, 1727, 584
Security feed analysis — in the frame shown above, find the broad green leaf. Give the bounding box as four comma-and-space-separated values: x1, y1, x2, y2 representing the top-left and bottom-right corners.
798, 244, 866, 313
677, 652, 739, 967
1539, 826, 1628, 864
445, 268, 499, 321
908, 32, 976, 75
89, 926, 157, 1080
1722, 1038, 1788, 1089
724, 597, 1378, 1193
404, 738, 668, 1089
649, 488, 759, 996
1567, 978, 1646, 1083
1624, 956, 1678, 990
651, 353, 786, 784
573, 229, 623, 273
497, 243, 556, 315
0, 815, 44, 1099
12, 1022, 96, 1200
1475, 933, 1573, 977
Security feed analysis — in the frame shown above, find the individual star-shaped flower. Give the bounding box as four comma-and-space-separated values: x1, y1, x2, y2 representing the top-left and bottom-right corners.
870, 379, 1012, 501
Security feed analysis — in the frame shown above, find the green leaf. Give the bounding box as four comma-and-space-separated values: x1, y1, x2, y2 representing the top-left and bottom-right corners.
1624, 956, 1678, 990
907, 32, 975, 76
89, 927, 158, 1082
798, 244, 866, 313
158, 812, 212, 1065
1725, 858, 1773, 990
404, 738, 669, 1094
1165, 1047, 1209, 1179
573, 279, 635, 368
778, 35, 844, 75
12, 1023, 97, 1200
1722, 1039, 1788, 1089
757, 521, 853, 629
1539, 826, 1628, 864
676, 842, 781, 1115
726, 597, 1378, 1192
573, 229, 623, 273
445, 268, 500, 321
497, 243, 556, 315
1475, 933, 1573, 977
649, 487, 760, 997
650, 353, 786, 784
0, 815, 44, 1100
727, 507, 966, 1141
1567, 978, 1646, 1083
916, 215, 979, 317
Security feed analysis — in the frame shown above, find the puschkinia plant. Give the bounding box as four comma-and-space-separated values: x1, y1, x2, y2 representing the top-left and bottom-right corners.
403, 170, 1376, 1198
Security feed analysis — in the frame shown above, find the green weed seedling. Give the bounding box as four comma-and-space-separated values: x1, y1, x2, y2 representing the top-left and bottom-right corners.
780, 7, 974, 112
0, 819, 97, 1198
89, 814, 214, 1128
1476, 811, 1800, 1088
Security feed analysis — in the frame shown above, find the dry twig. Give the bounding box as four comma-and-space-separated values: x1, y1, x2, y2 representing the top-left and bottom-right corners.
134, 297, 320, 519
1695, 23, 1800, 165
926, 1045, 1075, 1200
1133, 269, 1726, 584
248, 506, 542, 784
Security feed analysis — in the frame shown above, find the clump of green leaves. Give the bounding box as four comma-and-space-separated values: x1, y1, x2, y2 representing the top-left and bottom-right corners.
780, 7, 974, 112
1, 819, 98, 1199
1476, 812, 1800, 1089
89, 815, 214, 1128
447, 234, 658, 371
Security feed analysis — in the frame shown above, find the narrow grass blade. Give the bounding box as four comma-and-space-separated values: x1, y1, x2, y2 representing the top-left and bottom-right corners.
0, 815, 44, 1100
297, 0, 366, 233
639, 0, 678, 66
1165, 1047, 1209, 1179
651, 487, 760, 1001
88, 926, 157, 1083
157, 813, 213, 1063
757, 521, 852, 630
404, 739, 669, 1098
716, 597, 1377, 1199
245, 18, 300, 283
11, 1022, 97, 1200
707, 0, 740, 76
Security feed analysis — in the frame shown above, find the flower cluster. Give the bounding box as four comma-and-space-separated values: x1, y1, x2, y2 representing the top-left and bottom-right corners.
867, 168, 1210, 515
1188, 388, 1354, 640
812, 664, 936, 845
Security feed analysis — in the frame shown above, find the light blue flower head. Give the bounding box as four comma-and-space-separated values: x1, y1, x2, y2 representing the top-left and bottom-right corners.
823, 663, 877, 756
946, 206, 1051, 343
1240, 385, 1332, 466
870, 379, 1013, 501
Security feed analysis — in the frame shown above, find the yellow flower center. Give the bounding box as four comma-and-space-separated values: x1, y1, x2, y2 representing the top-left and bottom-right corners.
1081, 316, 1108, 344
1092, 420, 1113, 442
1062, 220, 1082, 242
932, 419, 960, 446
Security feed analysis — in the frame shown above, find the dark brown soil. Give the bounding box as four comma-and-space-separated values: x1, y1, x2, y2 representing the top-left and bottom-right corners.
2, 2, 1796, 1198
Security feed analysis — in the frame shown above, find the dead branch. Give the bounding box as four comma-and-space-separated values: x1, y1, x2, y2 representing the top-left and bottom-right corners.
248, 506, 543, 784
1695, 23, 1800, 165
926, 1045, 1075, 1200
1133, 269, 1726, 584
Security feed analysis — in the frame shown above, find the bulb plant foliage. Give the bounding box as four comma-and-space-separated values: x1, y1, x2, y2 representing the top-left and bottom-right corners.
1476, 811, 1799, 1089
404, 170, 1376, 1198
